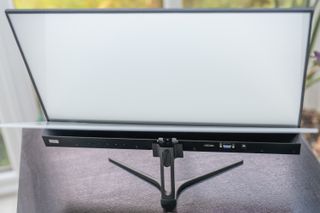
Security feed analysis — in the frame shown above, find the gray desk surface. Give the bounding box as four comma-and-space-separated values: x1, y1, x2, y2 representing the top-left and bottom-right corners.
18, 129, 320, 213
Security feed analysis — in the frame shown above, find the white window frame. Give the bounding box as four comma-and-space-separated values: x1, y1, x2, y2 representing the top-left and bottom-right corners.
163, 0, 182, 8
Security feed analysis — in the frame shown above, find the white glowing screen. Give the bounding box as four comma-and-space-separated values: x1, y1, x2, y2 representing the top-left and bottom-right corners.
8, 11, 311, 126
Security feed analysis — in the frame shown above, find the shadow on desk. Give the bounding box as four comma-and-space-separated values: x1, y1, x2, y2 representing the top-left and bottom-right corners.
63, 202, 292, 213
17, 129, 320, 213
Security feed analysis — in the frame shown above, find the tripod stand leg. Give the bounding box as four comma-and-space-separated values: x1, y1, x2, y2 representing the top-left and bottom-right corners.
176, 160, 243, 198
109, 140, 243, 213
108, 158, 161, 190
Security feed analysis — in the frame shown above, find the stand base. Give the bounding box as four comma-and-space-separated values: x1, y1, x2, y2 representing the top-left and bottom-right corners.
109, 158, 243, 212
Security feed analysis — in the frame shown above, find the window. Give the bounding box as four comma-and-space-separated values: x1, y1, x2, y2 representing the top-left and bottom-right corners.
13, 0, 310, 9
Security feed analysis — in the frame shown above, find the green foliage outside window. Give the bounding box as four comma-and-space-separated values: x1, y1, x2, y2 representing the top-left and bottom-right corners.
14, 0, 162, 9
184, 0, 307, 8
0, 132, 10, 171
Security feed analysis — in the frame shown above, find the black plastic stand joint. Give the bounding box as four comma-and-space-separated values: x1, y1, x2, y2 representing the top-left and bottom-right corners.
152, 138, 182, 211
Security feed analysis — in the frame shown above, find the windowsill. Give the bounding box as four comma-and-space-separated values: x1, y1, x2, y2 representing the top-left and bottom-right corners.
0, 170, 18, 196
0, 192, 17, 213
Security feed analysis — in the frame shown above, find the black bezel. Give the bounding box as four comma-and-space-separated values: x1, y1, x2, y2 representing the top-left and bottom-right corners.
5, 8, 314, 128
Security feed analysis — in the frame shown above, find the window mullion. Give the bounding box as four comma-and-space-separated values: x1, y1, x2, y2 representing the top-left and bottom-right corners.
163, 0, 183, 8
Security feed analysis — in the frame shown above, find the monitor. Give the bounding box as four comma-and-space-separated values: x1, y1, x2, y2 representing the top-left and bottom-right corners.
6, 9, 312, 127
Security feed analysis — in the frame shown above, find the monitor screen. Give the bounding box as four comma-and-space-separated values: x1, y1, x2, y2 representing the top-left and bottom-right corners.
6, 10, 311, 127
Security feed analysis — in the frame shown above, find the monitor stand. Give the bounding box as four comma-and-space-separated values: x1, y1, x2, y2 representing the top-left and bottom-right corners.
109, 138, 243, 212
